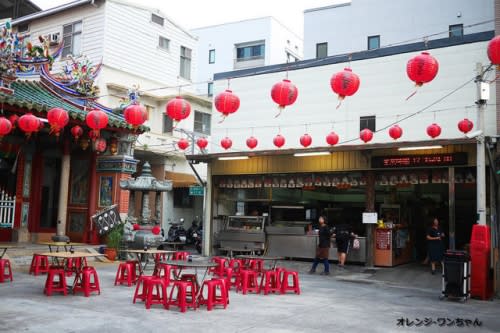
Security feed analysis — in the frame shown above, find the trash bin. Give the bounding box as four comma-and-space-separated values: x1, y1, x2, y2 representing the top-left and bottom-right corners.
440, 250, 470, 302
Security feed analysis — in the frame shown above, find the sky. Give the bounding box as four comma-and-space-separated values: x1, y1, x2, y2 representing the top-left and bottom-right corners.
32, 0, 348, 36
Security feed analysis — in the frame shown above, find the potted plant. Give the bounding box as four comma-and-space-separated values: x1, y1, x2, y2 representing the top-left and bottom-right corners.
105, 223, 123, 261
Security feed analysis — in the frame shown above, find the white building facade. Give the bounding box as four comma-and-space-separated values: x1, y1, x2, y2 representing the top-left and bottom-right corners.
12, 0, 210, 231
191, 16, 303, 97
304, 0, 494, 59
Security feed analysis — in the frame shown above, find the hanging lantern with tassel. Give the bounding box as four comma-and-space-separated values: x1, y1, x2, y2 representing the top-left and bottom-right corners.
326, 131, 339, 146
220, 137, 232, 150
300, 133, 312, 148
246, 136, 258, 149
270, 79, 298, 117
330, 68, 360, 108
214, 89, 240, 122
360, 128, 373, 143
458, 118, 473, 134
47, 107, 69, 137
86, 109, 109, 138
273, 134, 286, 148
406, 52, 439, 99
166, 96, 191, 123
177, 138, 189, 150
124, 103, 148, 127
0, 117, 12, 139
71, 125, 83, 141
18, 113, 41, 138
388, 125, 403, 140
196, 137, 208, 149
426, 123, 442, 138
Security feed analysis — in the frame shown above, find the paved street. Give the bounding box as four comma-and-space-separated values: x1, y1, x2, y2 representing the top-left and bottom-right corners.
0, 259, 499, 333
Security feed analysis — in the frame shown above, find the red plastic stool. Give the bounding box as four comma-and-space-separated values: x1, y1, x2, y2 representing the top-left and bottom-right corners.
236, 269, 259, 294
44, 267, 68, 296
259, 270, 281, 295
153, 263, 174, 285
228, 259, 243, 274
65, 257, 89, 277
167, 280, 197, 313
154, 253, 167, 262
222, 267, 235, 291
133, 275, 154, 303
280, 270, 300, 295
0, 259, 13, 283
114, 262, 135, 286
126, 260, 140, 281
29, 254, 49, 276
73, 266, 100, 297
180, 273, 199, 296
144, 277, 168, 309
198, 279, 228, 311
249, 259, 264, 273
208, 257, 227, 276
172, 251, 189, 261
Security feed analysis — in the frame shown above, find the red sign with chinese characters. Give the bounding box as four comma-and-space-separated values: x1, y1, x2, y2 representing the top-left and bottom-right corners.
371, 153, 467, 169
376, 229, 391, 250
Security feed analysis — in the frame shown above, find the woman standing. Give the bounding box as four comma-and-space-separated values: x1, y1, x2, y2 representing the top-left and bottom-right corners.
309, 216, 333, 275
426, 217, 445, 275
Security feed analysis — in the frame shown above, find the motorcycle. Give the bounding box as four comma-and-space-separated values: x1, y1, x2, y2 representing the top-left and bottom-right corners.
167, 218, 187, 244
186, 219, 200, 245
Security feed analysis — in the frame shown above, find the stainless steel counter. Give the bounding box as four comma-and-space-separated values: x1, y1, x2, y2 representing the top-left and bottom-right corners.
266, 233, 366, 263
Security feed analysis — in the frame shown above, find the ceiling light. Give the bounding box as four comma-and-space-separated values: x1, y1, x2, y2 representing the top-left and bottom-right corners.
293, 151, 330, 157
218, 156, 249, 160
398, 145, 443, 151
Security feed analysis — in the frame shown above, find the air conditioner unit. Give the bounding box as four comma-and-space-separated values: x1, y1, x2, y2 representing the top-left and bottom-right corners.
49, 32, 60, 45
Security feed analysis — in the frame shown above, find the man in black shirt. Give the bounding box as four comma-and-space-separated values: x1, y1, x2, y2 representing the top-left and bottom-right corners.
309, 216, 333, 275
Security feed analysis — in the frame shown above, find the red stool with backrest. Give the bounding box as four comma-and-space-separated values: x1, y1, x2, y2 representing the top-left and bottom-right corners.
73, 266, 100, 297
114, 262, 135, 286
259, 269, 281, 295
280, 269, 300, 295
198, 278, 228, 311
0, 259, 13, 283
167, 280, 197, 312
44, 266, 68, 296
144, 277, 168, 309
236, 269, 259, 294
29, 254, 49, 276
133, 275, 154, 304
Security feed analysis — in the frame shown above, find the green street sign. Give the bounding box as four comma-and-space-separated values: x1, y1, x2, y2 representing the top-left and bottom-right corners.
189, 186, 204, 196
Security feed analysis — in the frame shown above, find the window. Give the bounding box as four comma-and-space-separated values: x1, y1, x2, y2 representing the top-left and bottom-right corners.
236, 42, 265, 61
17, 23, 29, 33
62, 21, 82, 57
316, 42, 327, 58
207, 82, 213, 97
144, 105, 153, 121
180, 46, 192, 80
174, 188, 193, 208
151, 13, 164, 26
162, 114, 173, 133
367, 35, 380, 50
194, 111, 211, 135
158, 36, 170, 51
360, 116, 376, 132
449, 24, 463, 38
209, 49, 215, 64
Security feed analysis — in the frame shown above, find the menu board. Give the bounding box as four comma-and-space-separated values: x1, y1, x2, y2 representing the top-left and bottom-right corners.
376, 229, 391, 250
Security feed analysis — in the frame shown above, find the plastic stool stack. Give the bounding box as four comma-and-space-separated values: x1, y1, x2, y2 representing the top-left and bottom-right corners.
0, 259, 13, 283
73, 266, 100, 297
114, 262, 135, 286
29, 254, 49, 276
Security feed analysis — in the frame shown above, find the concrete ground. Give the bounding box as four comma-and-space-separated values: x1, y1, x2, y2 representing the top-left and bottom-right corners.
1, 248, 499, 333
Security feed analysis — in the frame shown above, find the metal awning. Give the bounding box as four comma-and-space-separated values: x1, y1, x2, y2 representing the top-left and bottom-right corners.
165, 171, 199, 188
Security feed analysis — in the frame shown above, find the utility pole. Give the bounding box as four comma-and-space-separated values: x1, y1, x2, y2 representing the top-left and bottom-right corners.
476, 62, 489, 225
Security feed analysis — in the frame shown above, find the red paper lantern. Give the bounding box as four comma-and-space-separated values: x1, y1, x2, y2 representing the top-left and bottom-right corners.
86, 109, 109, 137
220, 137, 232, 150
300, 133, 312, 148
426, 123, 441, 138
273, 134, 285, 148
166, 96, 191, 122
458, 118, 473, 134
406, 52, 439, 86
0, 117, 12, 138
360, 128, 373, 143
196, 137, 208, 149
71, 125, 83, 141
93, 137, 107, 153
177, 138, 189, 150
124, 104, 148, 127
388, 125, 403, 140
47, 107, 69, 136
8, 114, 18, 129
18, 113, 40, 137
330, 68, 360, 107
152, 226, 161, 235
246, 136, 258, 149
271, 79, 298, 111
133, 224, 140, 231
487, 36, 500, 65
214, 89, 240, 120
326, 131, 339, 146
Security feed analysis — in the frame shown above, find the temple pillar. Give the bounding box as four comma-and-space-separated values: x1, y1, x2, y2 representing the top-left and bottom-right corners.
54, 139, 71, 241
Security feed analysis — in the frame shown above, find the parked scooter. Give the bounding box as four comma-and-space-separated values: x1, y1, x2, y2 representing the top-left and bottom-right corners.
186, 218, 200, 245
167, 218, 187, 243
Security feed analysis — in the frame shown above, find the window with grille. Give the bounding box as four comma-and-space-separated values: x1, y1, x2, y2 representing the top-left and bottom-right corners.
194, 111, 211, 135
180, 46, 192, 79
316, 42, 328, 58
62, 21, 82, 57
158, 36, 170, 51
360, 116, 376, 132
